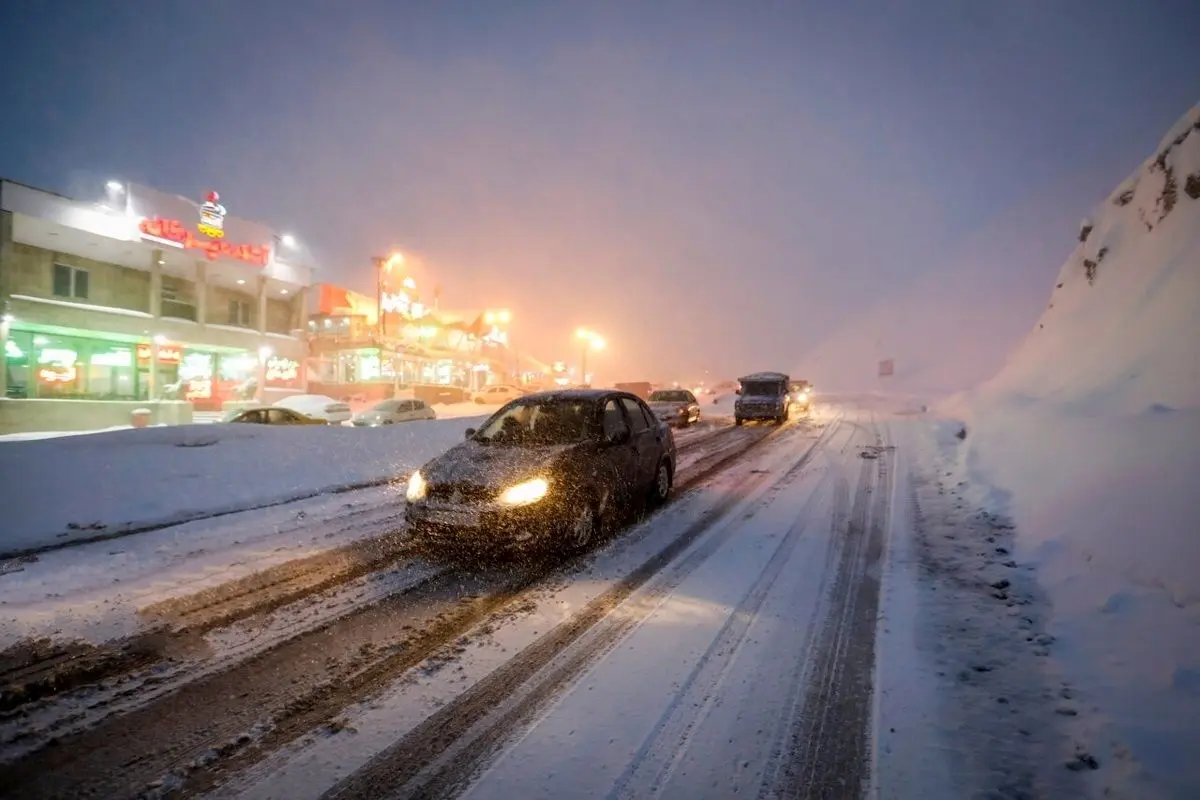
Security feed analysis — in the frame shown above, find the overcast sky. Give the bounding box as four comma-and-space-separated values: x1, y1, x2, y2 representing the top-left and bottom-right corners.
2, 0, 1197, 383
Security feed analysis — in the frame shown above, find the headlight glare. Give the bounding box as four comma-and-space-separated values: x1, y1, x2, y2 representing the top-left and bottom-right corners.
406, 470, 427, 502
499, 477, 549, 506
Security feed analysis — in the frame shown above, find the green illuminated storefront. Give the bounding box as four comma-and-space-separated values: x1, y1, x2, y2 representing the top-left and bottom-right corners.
3, 323, 267, 409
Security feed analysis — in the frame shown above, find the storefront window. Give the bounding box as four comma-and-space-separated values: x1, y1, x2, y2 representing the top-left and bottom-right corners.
5, 330, 33, 399
87, 344, 135, 398
180, 350, 215, 402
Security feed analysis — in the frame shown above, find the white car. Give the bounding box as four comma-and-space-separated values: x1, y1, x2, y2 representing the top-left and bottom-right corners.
274, 394, 352, 424
352, 398, 437, 427
473, 384, 525, 405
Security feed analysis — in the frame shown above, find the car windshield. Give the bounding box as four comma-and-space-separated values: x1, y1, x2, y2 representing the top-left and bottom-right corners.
472, 399, 594, 446
650, 390, 690, 402
741, 381, 782, 397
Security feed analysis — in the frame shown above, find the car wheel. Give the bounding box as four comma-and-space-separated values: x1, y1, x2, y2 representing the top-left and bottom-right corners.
649, 459, 673, 507
567, 503, 599, 551
735, 417, 744, 426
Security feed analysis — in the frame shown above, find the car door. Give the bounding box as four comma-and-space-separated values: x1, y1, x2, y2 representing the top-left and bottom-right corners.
619, 396, 659, 488
393, 400, 415, 421
597, 397, 638, 507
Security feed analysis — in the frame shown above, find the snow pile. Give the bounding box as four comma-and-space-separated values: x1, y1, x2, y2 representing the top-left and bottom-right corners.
951, 104, 1200, 797
0, 418, 482, 557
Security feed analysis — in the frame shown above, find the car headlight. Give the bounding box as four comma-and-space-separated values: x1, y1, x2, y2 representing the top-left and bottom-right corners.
498, 477, 549, 506
406, 470, 427, 502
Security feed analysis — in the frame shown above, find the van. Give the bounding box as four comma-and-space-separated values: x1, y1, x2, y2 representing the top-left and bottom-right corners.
734, 372, 793, 426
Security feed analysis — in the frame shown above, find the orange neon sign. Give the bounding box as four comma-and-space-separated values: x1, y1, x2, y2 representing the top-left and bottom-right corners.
139, 217, 271, 266
136, 343, 182, 364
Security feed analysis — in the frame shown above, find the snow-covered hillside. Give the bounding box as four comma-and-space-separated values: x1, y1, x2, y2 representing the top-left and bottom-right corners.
950, 104, 1200, 798
976, 104, 1200, 413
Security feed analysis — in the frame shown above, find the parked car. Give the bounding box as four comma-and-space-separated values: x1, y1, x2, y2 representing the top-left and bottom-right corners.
647, 389, 701, 427
273, 394, 352, 424
473, 384, 525, 405
352, 398, 437, 426
224, 407, 328, 425
405, 389, 677, 555
734, 372, 796, 426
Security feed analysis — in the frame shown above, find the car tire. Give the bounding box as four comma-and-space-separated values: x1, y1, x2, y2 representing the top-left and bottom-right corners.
566, 502, 599, 552
735, 417, 744, 426
649, 459, 673, 507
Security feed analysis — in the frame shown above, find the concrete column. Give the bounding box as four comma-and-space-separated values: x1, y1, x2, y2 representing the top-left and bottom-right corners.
0, 210, 13, 400
195, 261, 207, 328
255, 276, 268, 404
292, 285, 309, 333
148, 249, 163, 400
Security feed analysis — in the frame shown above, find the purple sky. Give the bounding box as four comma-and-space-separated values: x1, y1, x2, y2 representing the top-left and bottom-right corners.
2, 0, 1197, 382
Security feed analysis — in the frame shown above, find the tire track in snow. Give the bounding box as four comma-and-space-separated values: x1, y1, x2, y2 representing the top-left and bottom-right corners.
603, 470, 835, 799
772, 413, 892, 799
321, 417, 845, 800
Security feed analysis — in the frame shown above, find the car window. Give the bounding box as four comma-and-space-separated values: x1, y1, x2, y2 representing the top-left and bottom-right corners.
602, 399, 629, 439
411, 400, 427, 410
395, 400, 414, 412
636, 399, 657, 428
619, 397, 650, 433
649, 390, 691, 402
374, 400, 400, 412
473, 399, 594, 446
236, 409, 263, 423
266, 408, 294, 424
685, 392, 698, 404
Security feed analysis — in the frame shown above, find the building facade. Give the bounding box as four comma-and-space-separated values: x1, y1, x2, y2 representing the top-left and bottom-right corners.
0, 179, 314, 432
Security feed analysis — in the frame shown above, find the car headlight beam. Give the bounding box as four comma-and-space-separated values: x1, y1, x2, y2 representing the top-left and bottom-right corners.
499, 477, 549, 506
406, 470, 427, 502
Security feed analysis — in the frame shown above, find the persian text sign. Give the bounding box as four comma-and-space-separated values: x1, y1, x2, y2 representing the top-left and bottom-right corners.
136, 343, 183, 364
265, 356, 299, 383
139, 217, 271, 266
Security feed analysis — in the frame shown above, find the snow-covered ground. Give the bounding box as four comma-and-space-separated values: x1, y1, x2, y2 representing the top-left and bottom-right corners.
0, 416, 487, 557
934, 104, 1200, 799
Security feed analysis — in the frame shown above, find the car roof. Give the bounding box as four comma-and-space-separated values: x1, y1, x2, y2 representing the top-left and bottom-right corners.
739, 372, 789, 381
517, 388, 633, 403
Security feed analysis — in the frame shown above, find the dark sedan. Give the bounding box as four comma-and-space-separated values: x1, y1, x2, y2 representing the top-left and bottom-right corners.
222, 407, 327, 425
405, 389, 677, 554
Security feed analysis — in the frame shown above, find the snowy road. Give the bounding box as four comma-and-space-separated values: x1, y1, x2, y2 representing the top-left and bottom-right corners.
313, 408, 886, 800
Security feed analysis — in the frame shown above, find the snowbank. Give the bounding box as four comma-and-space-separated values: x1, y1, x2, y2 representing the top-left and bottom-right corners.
950, 104, 1200, 796
0, 418, 484, 557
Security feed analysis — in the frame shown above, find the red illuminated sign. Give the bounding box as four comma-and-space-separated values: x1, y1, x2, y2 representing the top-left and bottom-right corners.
139, 217, 271, 266
136, 343, 183, 364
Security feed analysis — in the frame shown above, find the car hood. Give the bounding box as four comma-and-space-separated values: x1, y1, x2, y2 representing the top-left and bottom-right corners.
420, 440, 576, 489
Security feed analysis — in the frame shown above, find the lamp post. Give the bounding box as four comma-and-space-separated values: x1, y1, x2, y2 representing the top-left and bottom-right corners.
575, 327, 605, 387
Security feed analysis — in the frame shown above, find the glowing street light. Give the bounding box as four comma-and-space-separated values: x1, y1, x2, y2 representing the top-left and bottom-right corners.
575, 327, 605, 386
280, 233, 297, 248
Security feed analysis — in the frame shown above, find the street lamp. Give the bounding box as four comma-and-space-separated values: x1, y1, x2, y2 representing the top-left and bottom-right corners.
575, 327, 605, 387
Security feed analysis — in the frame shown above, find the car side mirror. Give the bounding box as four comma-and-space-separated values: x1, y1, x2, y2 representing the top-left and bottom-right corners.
464, 427, 476, 439
735, 388, 742, 395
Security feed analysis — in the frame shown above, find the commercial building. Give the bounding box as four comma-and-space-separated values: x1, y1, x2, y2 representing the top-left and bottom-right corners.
0, 179, 314, 433
307, 283, 552, 402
